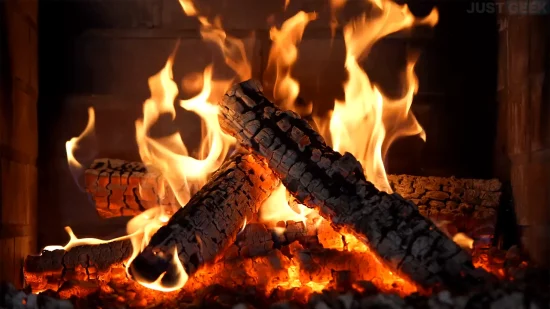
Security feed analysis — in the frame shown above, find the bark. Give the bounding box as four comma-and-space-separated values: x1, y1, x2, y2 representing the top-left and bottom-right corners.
23, 240, 132, 292
129, 153, 280, 284
85, 158, 177, 218
217, 80, 492, 290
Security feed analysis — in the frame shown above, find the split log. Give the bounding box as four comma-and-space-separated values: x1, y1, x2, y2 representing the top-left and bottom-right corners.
85, 161, 502, 242
129, 153, 280, 284
85, 159, 177, 218
85, 160, 502, 238
23, 240, 132, 292
217, 80, 492, 290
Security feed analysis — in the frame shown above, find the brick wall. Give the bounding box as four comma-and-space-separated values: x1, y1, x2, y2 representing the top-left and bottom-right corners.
37, 0, 500, 246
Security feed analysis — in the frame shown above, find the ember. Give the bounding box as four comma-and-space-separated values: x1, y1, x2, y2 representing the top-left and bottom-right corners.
2, 0, 549, 308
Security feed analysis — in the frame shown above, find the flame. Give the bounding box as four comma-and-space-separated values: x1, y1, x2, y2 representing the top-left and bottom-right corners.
259, 183, 316, 227
320, 0, 438, 192
42, 226, 130, 252
264, 11, 316, 113
65, 107, 96, 188
453, 232, 474, 250
179, 0, 252, 82
135, 48, 234, 206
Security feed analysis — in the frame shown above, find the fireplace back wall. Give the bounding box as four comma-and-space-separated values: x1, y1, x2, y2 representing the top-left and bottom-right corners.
37, 0, 498, 247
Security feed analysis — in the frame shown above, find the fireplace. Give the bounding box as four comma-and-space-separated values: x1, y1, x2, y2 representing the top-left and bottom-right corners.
1, 0, 549, 308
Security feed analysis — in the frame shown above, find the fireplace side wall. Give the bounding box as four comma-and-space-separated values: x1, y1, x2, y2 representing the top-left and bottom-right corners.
0, 0, 38, 288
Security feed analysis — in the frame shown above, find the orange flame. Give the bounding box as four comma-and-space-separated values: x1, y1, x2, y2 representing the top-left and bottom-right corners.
321, 0, 438, 192
265, 11, 316, 113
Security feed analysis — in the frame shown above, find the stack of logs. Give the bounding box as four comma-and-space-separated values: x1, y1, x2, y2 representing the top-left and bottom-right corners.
20, 81, 537, 309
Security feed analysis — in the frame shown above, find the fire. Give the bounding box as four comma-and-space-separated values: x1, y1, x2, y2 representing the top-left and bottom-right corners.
44, 0, 504, 301
65, 107, 96, 189
264, 11, 317, 113
259, 183, 316, 227
321, 0, 438, 192
42, 226, 128, 252
453, 232, 474, 250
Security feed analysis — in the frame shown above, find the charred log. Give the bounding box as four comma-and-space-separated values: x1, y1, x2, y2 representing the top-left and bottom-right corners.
24, 240, 132, 292
217, 80, 492, 290
85, 159, 177, 218
85, 161, 502, 244
129, 153, 280, 285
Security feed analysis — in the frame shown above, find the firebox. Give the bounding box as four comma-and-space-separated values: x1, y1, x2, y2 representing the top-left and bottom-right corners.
0, 0, 549, 308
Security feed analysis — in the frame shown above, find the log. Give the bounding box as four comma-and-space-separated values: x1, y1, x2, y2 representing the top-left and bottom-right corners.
84, 159, 177, 218
217, 80, 492, 290
85, 160, 502, 243
129, 153, 280, 284
23, 240, 132, 292
387, 175, 501, 245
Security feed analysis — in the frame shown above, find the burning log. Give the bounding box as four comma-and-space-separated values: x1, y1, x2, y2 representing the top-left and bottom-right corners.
85, 159, 177, 218
129, 153, 280, 285
85, 160, 502, 242
23, 240, 132, 292
217, 80, 491, 290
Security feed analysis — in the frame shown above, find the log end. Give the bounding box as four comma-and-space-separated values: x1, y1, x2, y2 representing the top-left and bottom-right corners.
129, 247, 178, 286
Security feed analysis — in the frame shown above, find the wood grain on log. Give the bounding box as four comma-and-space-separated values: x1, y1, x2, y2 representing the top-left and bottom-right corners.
129, 153, 280, 284
24, 240, 132, 292
217, 80, 491, 290
85, 159, 177, 218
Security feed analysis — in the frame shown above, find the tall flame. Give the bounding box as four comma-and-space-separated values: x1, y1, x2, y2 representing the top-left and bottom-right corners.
326, 0, 438, 192
135, 47, 234, 206
264, 11, 317, 112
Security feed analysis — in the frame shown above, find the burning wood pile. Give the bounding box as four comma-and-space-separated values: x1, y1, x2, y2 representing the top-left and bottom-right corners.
5, 0, 549, 308
18, 83, 543, 308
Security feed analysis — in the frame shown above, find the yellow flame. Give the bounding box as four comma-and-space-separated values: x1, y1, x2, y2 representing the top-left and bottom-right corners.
259, 183, 316, 227
178, 0, 198, 16
135, 48, 234, 207
65, 107, 96, 187
264, 11, 316, 113
453, 232, 474, 250
322, 0, 438, 192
